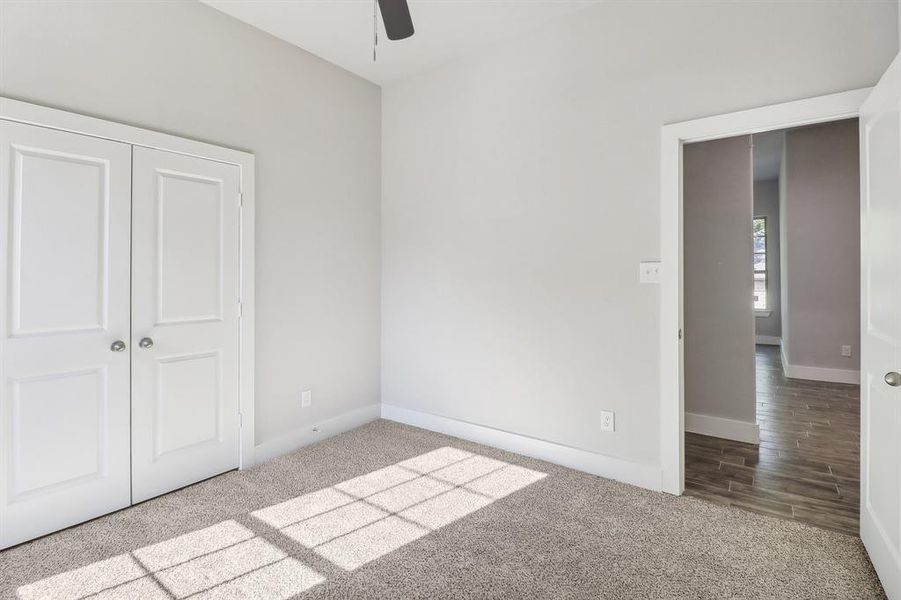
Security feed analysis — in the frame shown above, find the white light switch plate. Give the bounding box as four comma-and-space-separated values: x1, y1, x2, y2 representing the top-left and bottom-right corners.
301, 390, 312, 408
639, 261, 661, 284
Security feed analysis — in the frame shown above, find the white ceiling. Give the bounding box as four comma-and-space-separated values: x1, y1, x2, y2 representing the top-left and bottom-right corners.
753, 130, 784, 181
201, 0, 597, 86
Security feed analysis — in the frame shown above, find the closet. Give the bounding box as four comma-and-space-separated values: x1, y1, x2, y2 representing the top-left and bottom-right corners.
0, 114, 249, 549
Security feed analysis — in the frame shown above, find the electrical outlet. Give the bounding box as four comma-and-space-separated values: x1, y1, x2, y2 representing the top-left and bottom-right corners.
639, 261, 661, 284
841, 345, 852, 357
301, 390, 312, 408
600, 410, 615, 432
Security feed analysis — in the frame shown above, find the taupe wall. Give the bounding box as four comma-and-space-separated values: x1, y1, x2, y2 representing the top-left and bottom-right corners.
683, 136, 756, 424
781, 119, 861, 372
0, 1, 382, 448
780, 154, 790, 355
754, 178, 782, 339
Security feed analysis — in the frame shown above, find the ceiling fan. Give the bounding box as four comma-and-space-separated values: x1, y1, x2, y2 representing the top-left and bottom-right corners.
378, 0, 414, 40
373, 0, 414, 60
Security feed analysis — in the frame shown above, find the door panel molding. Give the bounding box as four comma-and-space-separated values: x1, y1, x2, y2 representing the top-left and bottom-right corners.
8, 145, 111, 338
154, 169, 225, 326
10, 366, 108, 500
153, 350, 223, 460
862, 111, 901, 348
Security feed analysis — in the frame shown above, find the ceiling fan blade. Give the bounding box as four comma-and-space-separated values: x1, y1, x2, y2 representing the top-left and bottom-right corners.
378, 0, 414, 41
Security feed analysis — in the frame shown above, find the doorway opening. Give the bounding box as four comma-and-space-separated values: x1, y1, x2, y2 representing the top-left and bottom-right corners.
680, 119, 860, 534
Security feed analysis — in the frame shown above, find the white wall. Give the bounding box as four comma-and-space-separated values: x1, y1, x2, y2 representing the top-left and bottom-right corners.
683, 136, 756, 426
754, 178, 782, 339
382, 2, 895, 467
781, 119, 861, 374
0, 0, 382, 449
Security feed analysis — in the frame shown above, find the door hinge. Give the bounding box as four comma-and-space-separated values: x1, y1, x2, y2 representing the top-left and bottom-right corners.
237, 300, 243, 318
238, 412, 243, 428
237, 192, 243, 207
678, 328, 683, 340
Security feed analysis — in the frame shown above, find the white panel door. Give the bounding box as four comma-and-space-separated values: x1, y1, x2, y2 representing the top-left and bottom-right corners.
861, 51, 901, 598
0, 121, 132, 548
131, 147, 240, 503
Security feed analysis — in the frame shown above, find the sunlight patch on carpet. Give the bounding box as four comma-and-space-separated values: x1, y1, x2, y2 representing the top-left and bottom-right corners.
17, 446, 544, 598
251, 447, 546, 570
16, 521, 324, 599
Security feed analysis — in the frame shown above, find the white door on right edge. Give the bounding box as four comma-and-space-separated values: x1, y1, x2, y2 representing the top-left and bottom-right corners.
130, 146, 242, 504
860, 51, 901, 599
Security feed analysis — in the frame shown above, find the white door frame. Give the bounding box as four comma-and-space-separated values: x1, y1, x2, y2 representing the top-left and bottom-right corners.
0, 97, 257, 469
659, 88, 870, 495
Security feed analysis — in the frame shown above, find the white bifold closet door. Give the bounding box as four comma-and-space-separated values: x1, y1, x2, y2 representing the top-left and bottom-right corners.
0, 122, 132, 548
0, 122, 242, 548
130, 147, 241, 504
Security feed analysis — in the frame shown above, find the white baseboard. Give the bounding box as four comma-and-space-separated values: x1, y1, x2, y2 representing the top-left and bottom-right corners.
381, 403, 662, 492
685, 412, 759, 444
779, 339, 859, 384
254, 403, 381, 465
781, 362, 860, 385
755, 335, 781, 346
780, 341, 790, 374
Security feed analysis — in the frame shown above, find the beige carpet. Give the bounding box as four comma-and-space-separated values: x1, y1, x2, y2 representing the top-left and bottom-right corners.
0, 419, 884, 599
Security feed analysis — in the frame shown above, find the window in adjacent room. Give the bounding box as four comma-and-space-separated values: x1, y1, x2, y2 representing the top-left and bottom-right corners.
753, 216, 767, 310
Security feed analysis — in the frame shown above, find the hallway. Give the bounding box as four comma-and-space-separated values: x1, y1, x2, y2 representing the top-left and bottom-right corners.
685, 345, 860, 535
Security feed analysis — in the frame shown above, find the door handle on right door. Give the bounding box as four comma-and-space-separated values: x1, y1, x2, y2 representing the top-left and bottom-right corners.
886, 372, 901, 387
139, 337, 154, 349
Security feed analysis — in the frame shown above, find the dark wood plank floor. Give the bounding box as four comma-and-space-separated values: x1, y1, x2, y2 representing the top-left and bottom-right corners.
685, 345, 860, 536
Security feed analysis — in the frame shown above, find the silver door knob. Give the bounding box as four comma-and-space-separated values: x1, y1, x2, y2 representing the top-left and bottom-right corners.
110, 340, 126, 352
886, 372, 901, 387
139, 337, 154, 349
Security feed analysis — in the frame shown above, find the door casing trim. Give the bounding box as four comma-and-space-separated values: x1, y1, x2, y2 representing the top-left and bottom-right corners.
658, 88, 870, 495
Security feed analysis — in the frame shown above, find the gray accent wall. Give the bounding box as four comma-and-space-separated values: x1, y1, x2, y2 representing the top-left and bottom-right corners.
781, 119, 861, 372
754, 178, 782, 339
683, 136, 756, 424
0, 1, 382, 448
780, 152, 790, 357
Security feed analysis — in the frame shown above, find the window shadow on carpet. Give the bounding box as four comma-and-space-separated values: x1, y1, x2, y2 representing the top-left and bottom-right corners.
16, 447, 545, 599
16, 520, 323, 599
252, 447, 546, 571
